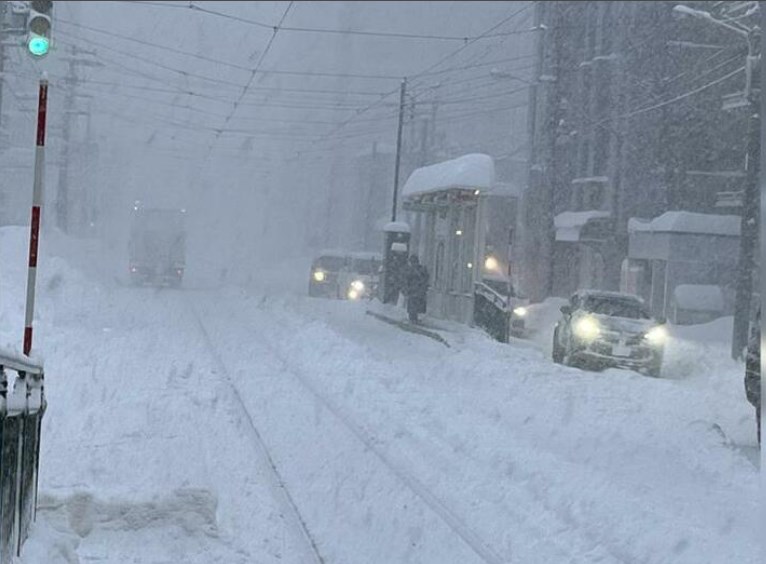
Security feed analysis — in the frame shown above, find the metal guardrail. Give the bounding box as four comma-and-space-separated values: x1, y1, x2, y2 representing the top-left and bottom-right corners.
0, 352, 45, 562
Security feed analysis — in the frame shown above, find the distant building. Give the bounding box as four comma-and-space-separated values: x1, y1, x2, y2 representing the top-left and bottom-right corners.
520, 1, 753, 302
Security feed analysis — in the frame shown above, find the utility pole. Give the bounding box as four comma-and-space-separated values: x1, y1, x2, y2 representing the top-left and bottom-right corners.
57, 45, 76, 233
390, 77, 407, 222
672, 3, 760, 357
57, 44, 100, 234
0, 1, 6, 138
731, 29, 760, 359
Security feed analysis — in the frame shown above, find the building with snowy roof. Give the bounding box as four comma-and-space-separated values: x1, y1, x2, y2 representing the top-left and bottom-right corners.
623, 211, 741, 320
519, 1, 752, 303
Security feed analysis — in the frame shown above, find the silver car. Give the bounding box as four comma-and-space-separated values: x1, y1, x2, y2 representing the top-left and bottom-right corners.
552, 290, 667, 377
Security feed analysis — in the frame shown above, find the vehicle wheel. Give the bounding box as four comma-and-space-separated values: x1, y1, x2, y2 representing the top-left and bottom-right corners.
562, 341, 580, 369
647, 358, 662, 378
552, 328, 564, 364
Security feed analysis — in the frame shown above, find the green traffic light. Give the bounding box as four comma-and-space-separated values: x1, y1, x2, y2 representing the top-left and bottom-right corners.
28, 36, 50, 57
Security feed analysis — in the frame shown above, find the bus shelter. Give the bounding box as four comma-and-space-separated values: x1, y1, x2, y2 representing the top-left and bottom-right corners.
402, 154, 521, 330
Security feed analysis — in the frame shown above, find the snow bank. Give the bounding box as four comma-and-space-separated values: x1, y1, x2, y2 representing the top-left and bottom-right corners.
17, 519, 80, 564
628, 211, 741, 236
402, 153, 494, 198
554, 210, 611, 242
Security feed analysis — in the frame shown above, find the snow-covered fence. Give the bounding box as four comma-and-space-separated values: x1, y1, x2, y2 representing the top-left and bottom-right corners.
0, 351, 45, 562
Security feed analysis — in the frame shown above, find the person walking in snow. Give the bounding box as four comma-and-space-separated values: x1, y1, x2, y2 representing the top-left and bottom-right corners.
745, 310, 761, 446
404, 255, 429, 324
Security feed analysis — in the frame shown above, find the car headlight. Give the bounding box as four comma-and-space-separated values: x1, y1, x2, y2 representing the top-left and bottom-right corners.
574, 316, 600, 340
351, 280, 365, 292
644, 325, 668, 346
313, 270, 326, 282
484, 255, 500, 272
512, 306, 527, 317
347, 288, 360, 300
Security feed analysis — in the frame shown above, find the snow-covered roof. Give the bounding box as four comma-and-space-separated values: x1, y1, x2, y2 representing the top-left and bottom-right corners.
402, 153, 495, 198
628, 212, 740, 236
554, 211, 611, 242
672, 285, 725, 312
383, 221, 411, 233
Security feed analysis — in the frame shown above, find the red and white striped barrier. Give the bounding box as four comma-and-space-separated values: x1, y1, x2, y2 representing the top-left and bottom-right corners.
23, 76, 48, 357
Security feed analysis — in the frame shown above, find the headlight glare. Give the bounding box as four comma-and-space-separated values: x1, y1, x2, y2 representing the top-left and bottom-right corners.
313, 270, 326, 282
351, 280, 365, 292
645, 325, 668, 345
347, 288, 360, 300
574, 317, 600, 340
513, 306, 528, 317
484, 256, 500, 272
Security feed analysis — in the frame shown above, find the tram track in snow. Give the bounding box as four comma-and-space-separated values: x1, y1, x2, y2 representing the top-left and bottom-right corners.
188, 301, 326, 564
189, 295, 507, 564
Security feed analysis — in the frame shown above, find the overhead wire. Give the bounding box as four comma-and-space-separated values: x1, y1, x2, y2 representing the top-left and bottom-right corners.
115, 0, 539, 42
205, 1, 295, 157
306, 2, 536, 152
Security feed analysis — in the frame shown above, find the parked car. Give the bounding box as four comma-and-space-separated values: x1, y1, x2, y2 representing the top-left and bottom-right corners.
340, 252, 382, 301
308, 251, 349, 298
552, 290, 667, 377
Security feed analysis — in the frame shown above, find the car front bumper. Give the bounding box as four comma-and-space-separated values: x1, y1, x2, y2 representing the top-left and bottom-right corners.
572, 339, 661, 370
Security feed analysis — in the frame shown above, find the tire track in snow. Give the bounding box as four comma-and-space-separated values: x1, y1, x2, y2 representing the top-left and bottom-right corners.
243, 296, 628, 563
194, 297, 507, 564
188, 303, 326, 564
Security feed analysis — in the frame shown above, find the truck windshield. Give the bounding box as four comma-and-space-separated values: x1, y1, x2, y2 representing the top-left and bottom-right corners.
316, 256, 346, 271
351, 259, 380, 275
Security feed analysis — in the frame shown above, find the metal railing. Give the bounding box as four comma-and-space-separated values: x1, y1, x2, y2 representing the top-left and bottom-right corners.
0, 351, 45, 562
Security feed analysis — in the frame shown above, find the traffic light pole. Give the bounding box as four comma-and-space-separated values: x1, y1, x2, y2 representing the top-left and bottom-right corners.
23, 76, 48, 356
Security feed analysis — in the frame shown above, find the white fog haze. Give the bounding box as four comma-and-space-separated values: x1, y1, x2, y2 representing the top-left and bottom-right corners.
0, 1, 761, 563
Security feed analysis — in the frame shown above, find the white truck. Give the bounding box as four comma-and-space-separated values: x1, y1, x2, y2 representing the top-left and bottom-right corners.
128, 205, 186, 287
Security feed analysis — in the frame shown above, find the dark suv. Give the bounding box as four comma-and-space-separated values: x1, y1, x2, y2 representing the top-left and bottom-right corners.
552, 290, 667, 377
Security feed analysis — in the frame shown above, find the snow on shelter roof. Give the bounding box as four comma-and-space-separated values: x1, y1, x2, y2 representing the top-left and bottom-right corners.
402, 153, 495, 198
628, 211, 740, 236
672, 284, 725, 312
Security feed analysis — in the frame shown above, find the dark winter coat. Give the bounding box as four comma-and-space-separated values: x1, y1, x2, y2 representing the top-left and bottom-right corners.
405, 264, 429, 314
745, 329, 760, 409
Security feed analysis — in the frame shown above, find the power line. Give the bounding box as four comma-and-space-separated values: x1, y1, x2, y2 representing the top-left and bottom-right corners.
207, 1, 294, 156
619, 65, 745, 120
55, 31, 404, 85
310, 2, 536, 149
115, 0, 539, 42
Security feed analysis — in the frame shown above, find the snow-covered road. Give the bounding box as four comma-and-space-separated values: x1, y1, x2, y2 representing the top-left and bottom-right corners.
0, 228, 759, 563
